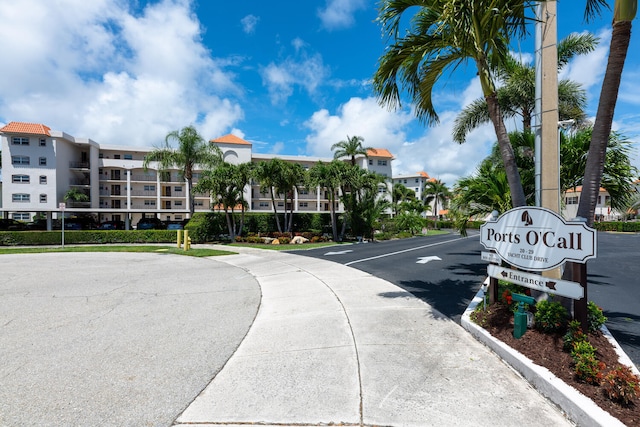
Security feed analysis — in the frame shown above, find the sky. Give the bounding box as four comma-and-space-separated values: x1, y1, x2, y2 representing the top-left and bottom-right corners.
0, 0, 638, 187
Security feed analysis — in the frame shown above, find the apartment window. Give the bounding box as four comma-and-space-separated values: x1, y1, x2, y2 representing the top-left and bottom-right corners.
566, 196, 578, 205
369, 159, 373, 165
12, 175, 30, 183
175, 215, 183, 220
39, 138, 46, 147
378, 160, 387, 166
415, 188, 419, 192
259, 202, 270, 208
415, 178, 419, 183
114, 154, 121, 159
144, 200, 156, 206
12, 137, 29, 145
194, 200, 204, 207
40, 175, 47, 184
12, 193, 30, 202
40, 194, 47, 203
13, 213, 30, 221
12, 155, 30, 165
277, 202, 284, 207
143, 185, 156, 191
378, 187, 387, 193
299, 202, 309, 208
39, 157, 47, 166
174, 186, 182, 192
299, 189, 309, 195
403, 179, 407, 184
99, 153, 104, 159
124, 154, 133, 160
174, 201, 183, 206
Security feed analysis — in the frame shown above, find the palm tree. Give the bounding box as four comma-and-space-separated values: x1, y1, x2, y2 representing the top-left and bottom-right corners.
578, 0, 636, 226
452, 33, 598, 143
143, 125, 222, 215
331, 135, 374, 166
392, 183, 416, 216
423, 179, 450, 222
254, 158, 286, 233
373, 0, 534, 207
308, 160, 344, 242
278, 161, 306, 233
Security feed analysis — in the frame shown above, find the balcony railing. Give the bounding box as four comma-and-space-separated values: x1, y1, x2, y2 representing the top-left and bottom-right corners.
131, 174, 157, 182
69, 179, 90, 186
69, 161, 90, 169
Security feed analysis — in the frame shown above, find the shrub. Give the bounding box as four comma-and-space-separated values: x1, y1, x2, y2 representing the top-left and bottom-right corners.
574, 352, 606, 384
587, 301, 607, 333
534, 299, 569, 333
563, 320, 588, 352
602, 366, 640, 406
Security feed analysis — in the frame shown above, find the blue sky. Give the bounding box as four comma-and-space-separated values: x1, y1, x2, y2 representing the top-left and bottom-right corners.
0, 0, 638, 186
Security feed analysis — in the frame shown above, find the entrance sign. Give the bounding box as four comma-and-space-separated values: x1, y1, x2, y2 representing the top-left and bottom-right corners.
480, 206, 596, 271
481, 251, 501, 264
487, 264, 584, 299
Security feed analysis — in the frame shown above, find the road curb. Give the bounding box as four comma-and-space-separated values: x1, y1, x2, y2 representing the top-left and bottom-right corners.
461, 283, 629, 427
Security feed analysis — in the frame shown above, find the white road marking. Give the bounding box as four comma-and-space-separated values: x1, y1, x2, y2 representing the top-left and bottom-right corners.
416, 256, 442, 264
324, 250, 353, 256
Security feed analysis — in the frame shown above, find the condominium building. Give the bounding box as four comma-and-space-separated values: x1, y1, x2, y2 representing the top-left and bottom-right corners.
0, 122, 394, 228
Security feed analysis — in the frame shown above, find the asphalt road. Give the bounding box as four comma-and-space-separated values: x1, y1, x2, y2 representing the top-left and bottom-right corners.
290, 231, 640, 369
0, 252, 261, 426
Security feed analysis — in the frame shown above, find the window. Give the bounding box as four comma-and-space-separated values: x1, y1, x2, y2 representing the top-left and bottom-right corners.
39, 138, 46, 147
369, 159, 373, 165
259, 202, 270, 208
194, 200, 204, 207
299, 189, 309, 195
415, 178, 419, 183
12, 137, 29, 145
299, 202, 308, 208
40, 175, 47, 184
114, 154, 121, 159
174, 201, 183, 206
415, 188, 419, 192
378, 160, 387, 166
565, 196, 578, 205
40, 194, 47, 203
277, 202, 284, 207
12, 193, 30, 202
39, 157, 47, 166
99, 153, 104, 159
143, 185, 156, 192
175, 215, 183, 220
13, 213, 30, 221
12, 156, 30, 165
12, 175, 30, 183
124, 154, 133, 160
144, 200, 156, 206
174, 186, 182, 192
378, 187, 387, 193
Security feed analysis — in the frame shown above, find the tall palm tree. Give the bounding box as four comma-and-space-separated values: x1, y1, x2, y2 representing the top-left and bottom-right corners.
308, 160, 344, 242
374, 0, 534, 207
578, 0, 636, 226
392, 183, 416, 216
143, 125, 222, 215
331, 135, 374, 166
278, 161, 306, 233
423, 179, 450, 222
452, 33, 598, 143
254, 158, 286, 233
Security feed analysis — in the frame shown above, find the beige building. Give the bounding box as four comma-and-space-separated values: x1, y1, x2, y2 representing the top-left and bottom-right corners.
1, 122, 394, 228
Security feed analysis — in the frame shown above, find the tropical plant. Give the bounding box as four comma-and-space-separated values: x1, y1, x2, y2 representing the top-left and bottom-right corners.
63, 188, 89, 203
143, 125, 222, 215
331, 135, 374, 166
373, 0, 535, 207
392, 183, 416, 216
423, 179, 450, 221
578, 0, 637, 227
308, 160, 345, 241
534, 299, 569, 333
452, 33, 597, 143
194, 162, 252, 242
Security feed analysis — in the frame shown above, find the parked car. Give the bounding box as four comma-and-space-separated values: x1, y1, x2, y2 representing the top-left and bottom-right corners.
136, 217, 165, 230
0, 219, 27, 231
165, 222, 184, 230
98, 221, 125, 230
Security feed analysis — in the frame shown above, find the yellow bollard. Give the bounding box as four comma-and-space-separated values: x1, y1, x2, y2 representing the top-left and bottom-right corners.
184, 229, 190, 251
177, 229, 182, 248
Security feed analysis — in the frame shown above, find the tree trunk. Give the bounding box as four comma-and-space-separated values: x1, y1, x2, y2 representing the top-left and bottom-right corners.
577, 20, 632, 227
486, 93, 527, 207
270, 187, 282, 233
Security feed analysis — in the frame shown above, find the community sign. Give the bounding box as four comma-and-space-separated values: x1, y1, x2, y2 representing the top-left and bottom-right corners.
480, 206, 597, 271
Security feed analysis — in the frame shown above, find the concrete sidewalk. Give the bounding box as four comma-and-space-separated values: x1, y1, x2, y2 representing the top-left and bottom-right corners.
175, 247, 571, 426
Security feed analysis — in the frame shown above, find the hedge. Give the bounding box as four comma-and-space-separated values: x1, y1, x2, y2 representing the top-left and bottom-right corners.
0, 230, 178, 246
592, 221, 640, 232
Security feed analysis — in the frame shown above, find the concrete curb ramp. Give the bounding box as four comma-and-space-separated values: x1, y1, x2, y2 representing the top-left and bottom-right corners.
175, 248, 571, 426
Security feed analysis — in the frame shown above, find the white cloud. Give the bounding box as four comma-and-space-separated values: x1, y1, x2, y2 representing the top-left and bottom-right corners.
240, 15, 259, 34
317, 0, 366, 31
0, 0, 244, 145
260, 52, 330, 105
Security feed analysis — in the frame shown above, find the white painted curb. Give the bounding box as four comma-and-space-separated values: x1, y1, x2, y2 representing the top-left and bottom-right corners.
461, 284, 634, 427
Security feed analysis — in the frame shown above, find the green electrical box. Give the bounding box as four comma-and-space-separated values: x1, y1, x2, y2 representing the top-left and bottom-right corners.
512, 293, 536, 339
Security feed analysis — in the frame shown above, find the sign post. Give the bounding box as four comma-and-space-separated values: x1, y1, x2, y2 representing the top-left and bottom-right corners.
59, 203, 66, 248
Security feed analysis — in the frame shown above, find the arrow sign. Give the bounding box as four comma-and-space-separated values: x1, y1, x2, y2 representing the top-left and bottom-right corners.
324, 250, 353, 256
416, 256, 442, 264
487, 264, 584, 300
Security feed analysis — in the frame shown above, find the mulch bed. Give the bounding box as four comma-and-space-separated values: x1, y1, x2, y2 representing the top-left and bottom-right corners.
472, 302, 639, 426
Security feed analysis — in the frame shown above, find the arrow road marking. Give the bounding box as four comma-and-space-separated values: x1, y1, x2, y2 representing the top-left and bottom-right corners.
416, 256, 442, 264
324, 250, 353, 256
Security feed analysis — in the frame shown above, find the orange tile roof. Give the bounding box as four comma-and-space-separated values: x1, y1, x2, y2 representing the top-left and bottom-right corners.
210, 134, 252, 145
565, 186, 607, 193
367, 148, 394, 159
417, 171, 431, 178
0, 121, 51, 136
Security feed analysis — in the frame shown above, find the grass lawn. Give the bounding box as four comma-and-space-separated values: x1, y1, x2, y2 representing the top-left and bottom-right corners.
0, 245, 236, 257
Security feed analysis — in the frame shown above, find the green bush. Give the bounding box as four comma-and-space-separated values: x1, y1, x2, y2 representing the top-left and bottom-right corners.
0, 230, 177, 246
602, 366, 640, 406
184, 212, 226, 243
534, 299, 569, 333
587, 301, 608, 333
563, 320, 588, 352
593, 221, 640, 232
570, 340, 605, 384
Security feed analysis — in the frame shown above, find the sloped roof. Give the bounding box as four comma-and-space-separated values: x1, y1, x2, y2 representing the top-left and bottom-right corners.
0, 121, 51, 136
367, 148, 394, 159
565, 186, 607, 193
210, 134, 252, 145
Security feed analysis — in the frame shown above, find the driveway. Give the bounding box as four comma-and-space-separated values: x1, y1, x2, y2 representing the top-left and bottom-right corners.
0, 252, 260, 426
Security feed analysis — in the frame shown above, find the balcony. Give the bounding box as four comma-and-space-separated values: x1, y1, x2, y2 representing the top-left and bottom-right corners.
66, 201, 91, 208
69, 179, 90, 186
69, 161, 90, 169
